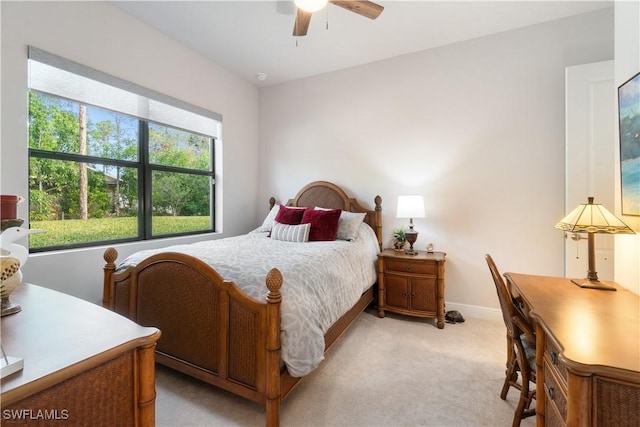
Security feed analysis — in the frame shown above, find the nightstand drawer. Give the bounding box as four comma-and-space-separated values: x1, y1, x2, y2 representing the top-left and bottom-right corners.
385, 259, 436, 275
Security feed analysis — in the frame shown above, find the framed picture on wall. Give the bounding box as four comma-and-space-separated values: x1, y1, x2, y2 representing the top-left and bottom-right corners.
618, 71, 640, 216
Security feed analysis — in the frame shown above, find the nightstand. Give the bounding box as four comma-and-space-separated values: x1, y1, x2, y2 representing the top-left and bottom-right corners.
377, 249, 447, 328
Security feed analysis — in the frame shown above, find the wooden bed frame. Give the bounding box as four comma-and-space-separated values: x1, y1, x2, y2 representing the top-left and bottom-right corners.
102, 181, 382, 427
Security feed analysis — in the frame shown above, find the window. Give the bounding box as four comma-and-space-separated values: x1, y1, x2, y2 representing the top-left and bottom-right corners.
27, 47, 220, 251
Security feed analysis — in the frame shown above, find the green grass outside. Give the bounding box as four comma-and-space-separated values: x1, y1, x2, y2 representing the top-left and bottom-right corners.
30, 216, 210, 248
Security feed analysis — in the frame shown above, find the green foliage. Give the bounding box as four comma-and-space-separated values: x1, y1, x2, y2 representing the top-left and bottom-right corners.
149, 123, 211, 170
392, 226, 407, 241
29, 189, 55, 221
30, 216, 211, 248
152, 171, 210, 216
28, 91, 213, 245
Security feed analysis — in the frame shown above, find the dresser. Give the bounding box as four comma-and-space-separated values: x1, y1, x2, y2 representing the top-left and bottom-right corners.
1, 284, 160, 426
377, 249, 446, 328
504, 273, 640, 427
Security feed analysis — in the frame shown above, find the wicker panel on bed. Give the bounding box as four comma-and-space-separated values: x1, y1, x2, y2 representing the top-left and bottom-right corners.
137, 261, 220, 375
229, 298, 259, 388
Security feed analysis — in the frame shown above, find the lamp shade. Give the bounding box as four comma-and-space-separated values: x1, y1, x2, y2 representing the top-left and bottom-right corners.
396, 195, 425, 219
294, 0, 328, 12
555, 197, 635, 234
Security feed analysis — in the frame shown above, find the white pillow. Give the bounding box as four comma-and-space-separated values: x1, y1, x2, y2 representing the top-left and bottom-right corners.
258, 205, 280, 232
270, 221, 311, 242
315, 207, 366, 241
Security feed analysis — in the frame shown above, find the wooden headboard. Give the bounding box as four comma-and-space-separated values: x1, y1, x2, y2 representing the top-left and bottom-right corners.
268, 180, 382, 250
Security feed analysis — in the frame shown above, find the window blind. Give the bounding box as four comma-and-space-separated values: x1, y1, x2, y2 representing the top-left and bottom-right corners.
28, 46, 221, 138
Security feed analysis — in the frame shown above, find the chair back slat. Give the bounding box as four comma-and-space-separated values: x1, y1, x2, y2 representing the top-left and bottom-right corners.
486, 254, 518, 338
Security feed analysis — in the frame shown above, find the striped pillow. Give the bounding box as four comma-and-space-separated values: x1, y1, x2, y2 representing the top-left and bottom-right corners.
270, 221, 311, 242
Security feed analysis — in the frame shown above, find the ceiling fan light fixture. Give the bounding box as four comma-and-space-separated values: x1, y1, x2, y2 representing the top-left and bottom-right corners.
294, 0, 328, 13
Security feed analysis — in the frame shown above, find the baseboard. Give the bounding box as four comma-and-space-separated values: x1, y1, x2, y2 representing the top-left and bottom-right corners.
444, 301, 501, 322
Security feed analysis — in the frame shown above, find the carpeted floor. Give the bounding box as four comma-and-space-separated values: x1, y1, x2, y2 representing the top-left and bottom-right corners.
155, 307, 536, 427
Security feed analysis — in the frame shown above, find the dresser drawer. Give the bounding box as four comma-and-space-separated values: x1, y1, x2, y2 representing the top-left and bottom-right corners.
544, 359, 568, 423
385, 259, 436, 275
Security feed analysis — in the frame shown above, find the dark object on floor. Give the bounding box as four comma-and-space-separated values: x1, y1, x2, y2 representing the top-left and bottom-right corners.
445, 310, 465, 323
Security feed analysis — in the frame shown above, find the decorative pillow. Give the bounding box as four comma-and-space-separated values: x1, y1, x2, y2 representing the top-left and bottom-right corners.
301, 208, 341, 241
258, 205, 280, 232
274, 205, 307, 225
315, 207, 366, 241
270, 221, 311, 242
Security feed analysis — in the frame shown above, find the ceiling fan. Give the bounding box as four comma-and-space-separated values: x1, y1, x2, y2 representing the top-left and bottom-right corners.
293, 0, 384, 37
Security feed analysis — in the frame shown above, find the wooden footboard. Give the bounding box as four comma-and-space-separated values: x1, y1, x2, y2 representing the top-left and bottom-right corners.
103, 249, 284, 425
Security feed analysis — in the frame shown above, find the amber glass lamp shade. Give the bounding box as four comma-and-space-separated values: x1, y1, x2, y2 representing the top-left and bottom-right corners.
555, 197, 635, 290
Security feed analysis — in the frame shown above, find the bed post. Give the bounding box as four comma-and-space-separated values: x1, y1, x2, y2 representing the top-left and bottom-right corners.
264, 268, 283, 427
374, 195, 383, 250
103, 247, 118, 308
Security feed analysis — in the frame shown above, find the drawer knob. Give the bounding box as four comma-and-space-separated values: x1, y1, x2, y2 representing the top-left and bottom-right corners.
406, 266, 412, 272
402, 292, 407, 298
546, 385, 554, 400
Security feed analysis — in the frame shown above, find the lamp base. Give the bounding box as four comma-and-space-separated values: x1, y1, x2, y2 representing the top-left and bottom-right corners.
571, 278, 617, 291
404, 229, 418, 256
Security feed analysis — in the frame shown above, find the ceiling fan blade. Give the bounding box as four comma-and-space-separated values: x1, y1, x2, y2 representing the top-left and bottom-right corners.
329, 0, 384, 20
293, 9, 313, 36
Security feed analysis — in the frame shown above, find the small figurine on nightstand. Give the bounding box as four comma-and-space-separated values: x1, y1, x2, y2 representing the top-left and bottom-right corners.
426, 243, 434, 253
0, 227, 45, 316
1, 256, 22, 316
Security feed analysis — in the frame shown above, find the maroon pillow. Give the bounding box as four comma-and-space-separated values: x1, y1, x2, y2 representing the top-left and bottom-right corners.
274, 205, 306, 225
301, 208, 341, 241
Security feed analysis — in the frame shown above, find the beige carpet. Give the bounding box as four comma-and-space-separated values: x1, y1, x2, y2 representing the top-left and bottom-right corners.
155, 307, 537, 427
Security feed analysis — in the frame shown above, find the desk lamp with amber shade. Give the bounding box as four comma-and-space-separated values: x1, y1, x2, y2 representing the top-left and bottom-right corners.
555, 197, 635, 291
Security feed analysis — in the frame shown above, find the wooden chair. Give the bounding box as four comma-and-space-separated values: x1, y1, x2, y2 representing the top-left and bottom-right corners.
485, 254, 536, 427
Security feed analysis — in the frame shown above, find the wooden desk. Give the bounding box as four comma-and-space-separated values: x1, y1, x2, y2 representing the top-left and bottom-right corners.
504, 273, 640, 427
1, 284, 160, 426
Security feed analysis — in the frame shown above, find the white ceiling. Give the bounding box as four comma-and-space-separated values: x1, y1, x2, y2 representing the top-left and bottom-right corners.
114, 1, 612, 87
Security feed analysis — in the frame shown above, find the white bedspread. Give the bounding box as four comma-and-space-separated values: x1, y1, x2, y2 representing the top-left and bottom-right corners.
118, 223, 380, 377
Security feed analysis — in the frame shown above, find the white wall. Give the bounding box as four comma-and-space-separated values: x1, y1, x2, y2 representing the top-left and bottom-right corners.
1, 3, 625, 310
614, 0, 640, 294
258, 8, 614, 310
1, 1, 260, 303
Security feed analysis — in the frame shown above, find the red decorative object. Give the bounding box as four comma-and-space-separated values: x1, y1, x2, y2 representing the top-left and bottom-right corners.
0, 195, 23, 220
301, 208, 340, 241
274, 205, 307, 225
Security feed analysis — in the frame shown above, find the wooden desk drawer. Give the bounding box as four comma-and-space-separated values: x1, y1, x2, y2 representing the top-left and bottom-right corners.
544, 396, 567, 427
544, 359, 568, 423
544, 337, 568, 385
385, 259, 436, 275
